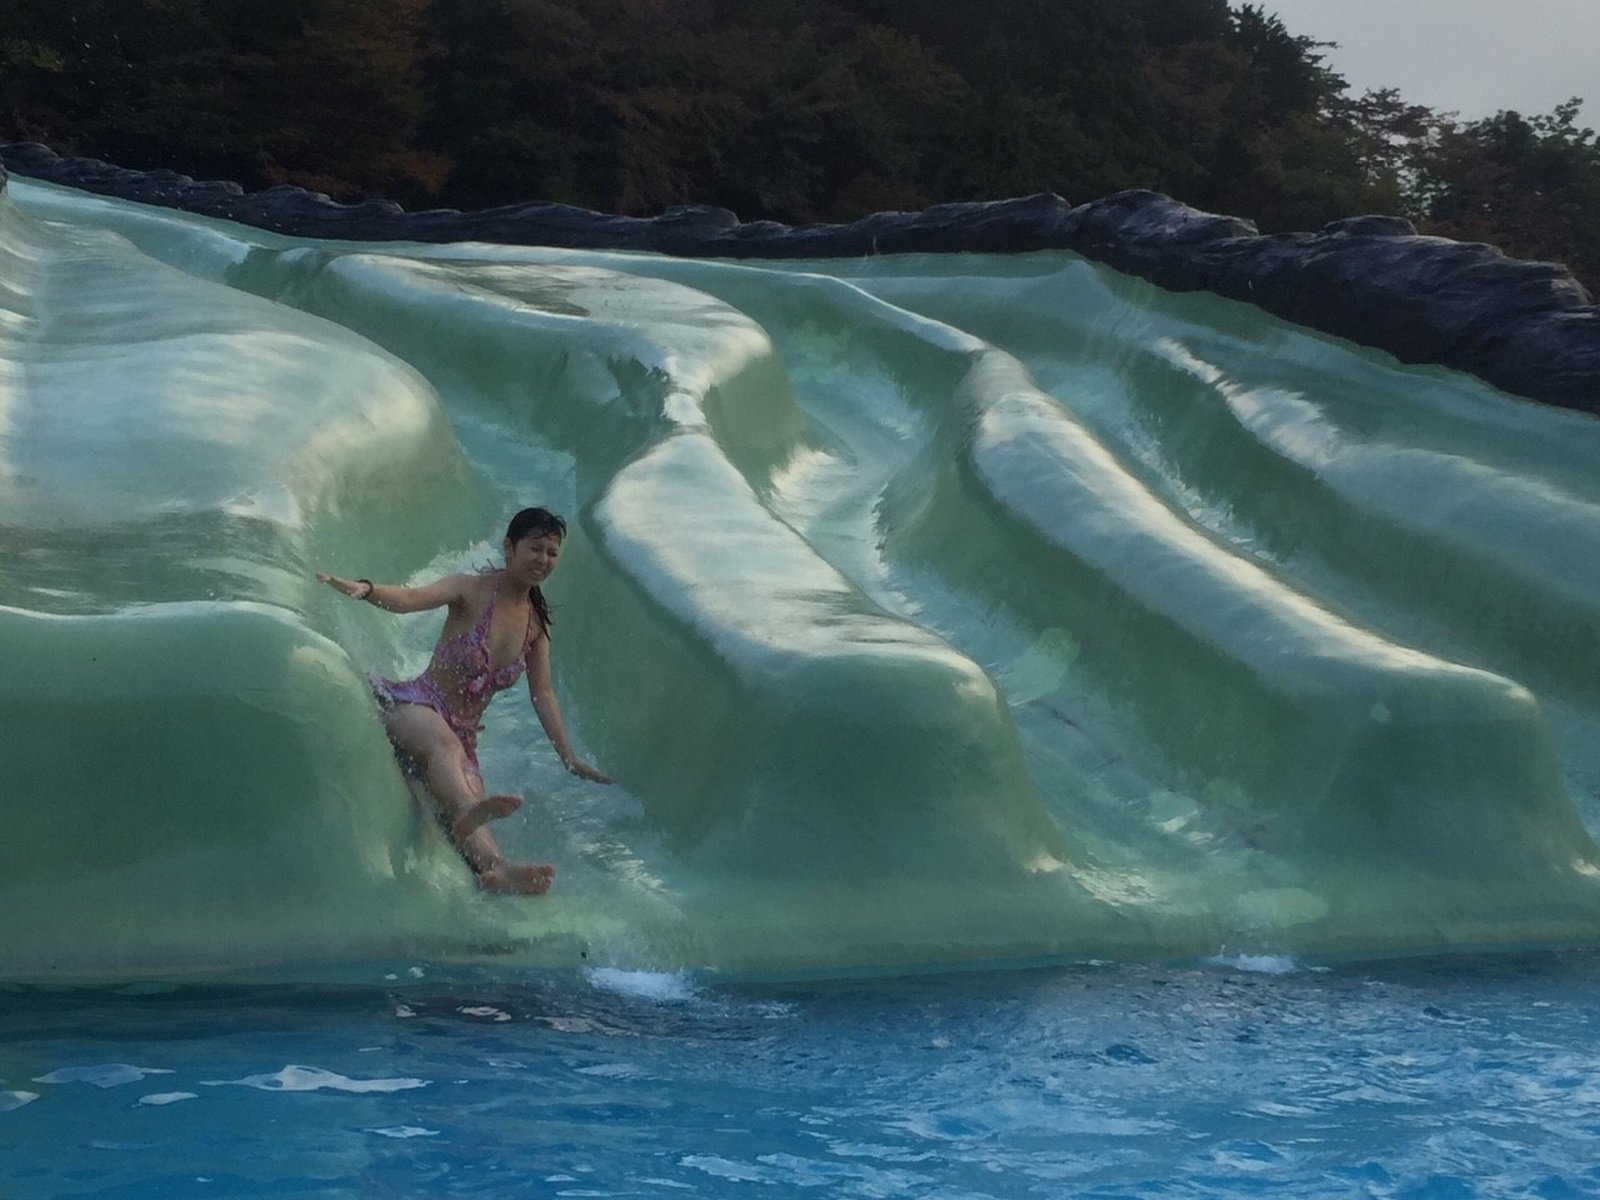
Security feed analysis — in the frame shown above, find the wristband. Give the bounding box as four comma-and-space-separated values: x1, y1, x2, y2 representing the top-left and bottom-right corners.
357, 579, 375, 601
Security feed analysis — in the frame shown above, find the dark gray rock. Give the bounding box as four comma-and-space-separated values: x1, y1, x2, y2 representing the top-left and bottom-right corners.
2, 141, 1595, 411
1321, 214, 1417, 237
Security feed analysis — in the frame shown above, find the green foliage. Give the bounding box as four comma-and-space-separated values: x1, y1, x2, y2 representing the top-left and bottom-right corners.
0, 0, 1593, 293
0, 0, 444, 201
1226, 4, 1344, 121
1410, 101, 1600, 297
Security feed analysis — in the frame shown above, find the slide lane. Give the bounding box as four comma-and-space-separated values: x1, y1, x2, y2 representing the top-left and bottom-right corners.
0, 602, 502, 973
0, 190, 518, 976
914, 355, 1590, 888
1140, 342, 1600, 709
0, 192, 476, 619
835, 253, 1600, 710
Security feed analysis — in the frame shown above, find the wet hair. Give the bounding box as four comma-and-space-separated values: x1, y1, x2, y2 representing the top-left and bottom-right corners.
505, 507, 566, 633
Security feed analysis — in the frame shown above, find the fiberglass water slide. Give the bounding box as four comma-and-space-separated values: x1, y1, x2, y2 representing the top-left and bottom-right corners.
5, 178, 1600, 977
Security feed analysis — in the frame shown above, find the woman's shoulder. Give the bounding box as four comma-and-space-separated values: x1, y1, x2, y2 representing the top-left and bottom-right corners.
406, 571, 487, 616
457, 570, 500, 607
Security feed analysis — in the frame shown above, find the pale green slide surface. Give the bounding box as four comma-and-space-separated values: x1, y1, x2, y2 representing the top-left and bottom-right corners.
6, 176, 1600, 979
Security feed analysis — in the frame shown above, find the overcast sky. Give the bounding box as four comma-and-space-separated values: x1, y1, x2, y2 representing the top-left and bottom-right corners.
1261, 0, 1599, 120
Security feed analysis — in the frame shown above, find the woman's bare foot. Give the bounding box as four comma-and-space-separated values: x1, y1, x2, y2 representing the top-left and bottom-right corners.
452, 793, 523, 841
477, 862, 556, 895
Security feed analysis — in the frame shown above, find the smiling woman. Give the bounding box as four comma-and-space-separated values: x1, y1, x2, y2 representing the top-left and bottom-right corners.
318, 506, 613, 894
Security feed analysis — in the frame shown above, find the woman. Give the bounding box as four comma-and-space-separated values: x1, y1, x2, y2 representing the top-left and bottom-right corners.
319, 507, 610, 894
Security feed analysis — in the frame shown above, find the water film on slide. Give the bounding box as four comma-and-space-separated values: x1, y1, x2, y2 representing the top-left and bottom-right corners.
6, 176, 1600, 980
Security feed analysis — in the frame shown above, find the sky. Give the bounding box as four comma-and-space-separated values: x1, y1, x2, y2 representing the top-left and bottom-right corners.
1261, 0, 1599, 120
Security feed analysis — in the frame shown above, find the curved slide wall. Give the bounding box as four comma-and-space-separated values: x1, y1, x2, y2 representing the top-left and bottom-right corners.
6, 177, 1600, 978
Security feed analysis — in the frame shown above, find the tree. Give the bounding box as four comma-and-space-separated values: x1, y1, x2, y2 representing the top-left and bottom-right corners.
0, 31, 65, 141
423, 0, 607, 208
1411, 99, 1600, 296
1328, 86, 1439, 206
1225, 4, 1344, 123
226, 0, 447, 202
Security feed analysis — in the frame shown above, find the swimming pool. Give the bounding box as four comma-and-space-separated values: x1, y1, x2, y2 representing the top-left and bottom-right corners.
6, 953, 1599, 1198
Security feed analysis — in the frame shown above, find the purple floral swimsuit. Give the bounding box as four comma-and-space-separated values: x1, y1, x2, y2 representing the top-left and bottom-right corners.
372, 580, 538, 779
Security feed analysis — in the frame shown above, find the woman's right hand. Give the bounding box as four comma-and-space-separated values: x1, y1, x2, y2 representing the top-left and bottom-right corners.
565, 759, 615, 785
317, 572, 370, 600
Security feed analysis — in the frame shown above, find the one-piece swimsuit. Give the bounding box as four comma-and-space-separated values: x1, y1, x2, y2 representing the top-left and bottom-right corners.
372, 577, 538, 779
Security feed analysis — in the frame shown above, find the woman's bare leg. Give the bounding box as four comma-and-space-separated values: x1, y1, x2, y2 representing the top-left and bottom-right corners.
453, 766, 556, 896
453, 791, 521, 842
381, 704, 556, 892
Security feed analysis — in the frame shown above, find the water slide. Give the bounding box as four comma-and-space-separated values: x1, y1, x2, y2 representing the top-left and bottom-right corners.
6, 176, 1600, 979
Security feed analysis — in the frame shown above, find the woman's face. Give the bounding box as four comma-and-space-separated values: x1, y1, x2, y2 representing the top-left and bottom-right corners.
505, 532, 562, 586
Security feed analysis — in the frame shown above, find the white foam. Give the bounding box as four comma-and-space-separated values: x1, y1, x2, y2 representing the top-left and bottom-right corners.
585, 967, 697, 1002
203, 1065, 428, 1093
139, 1092, 198, 1106
33, 1064, 174, 1089
1203, 952, 1302, 976
457, 1005, 513, 1022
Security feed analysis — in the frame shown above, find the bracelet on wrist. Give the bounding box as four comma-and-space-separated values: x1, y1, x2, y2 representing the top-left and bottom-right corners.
356, 578, 375, 601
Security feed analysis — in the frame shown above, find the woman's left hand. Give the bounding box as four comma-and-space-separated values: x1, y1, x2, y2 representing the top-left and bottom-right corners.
565, 759, 614, 784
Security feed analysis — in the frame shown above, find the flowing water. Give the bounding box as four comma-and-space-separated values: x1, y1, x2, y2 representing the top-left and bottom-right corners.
4, 177, 1600, 1195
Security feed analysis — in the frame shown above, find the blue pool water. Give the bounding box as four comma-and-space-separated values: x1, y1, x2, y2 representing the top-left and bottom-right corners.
6, 954, 1600, 1198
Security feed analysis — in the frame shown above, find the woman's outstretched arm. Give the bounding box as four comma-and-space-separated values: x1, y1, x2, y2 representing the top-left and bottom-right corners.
316, 572, 470, 614
525, 630, 613, 783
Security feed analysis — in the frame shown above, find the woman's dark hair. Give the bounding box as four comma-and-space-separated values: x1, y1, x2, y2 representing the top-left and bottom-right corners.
505, 507, 566, 632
